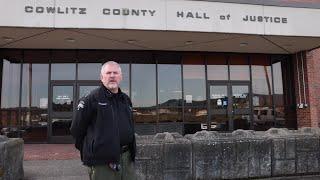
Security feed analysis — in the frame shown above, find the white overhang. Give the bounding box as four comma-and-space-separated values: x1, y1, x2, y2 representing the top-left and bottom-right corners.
0, 0, 320, 54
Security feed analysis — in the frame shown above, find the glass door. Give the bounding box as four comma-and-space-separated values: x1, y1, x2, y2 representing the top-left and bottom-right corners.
230, 83, 251, 130
76, 82, 100, 101
208, 81, 251, 131
49, 82, 75, 143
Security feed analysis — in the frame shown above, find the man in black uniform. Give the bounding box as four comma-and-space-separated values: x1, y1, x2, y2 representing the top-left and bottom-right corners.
70, 61, 136, 180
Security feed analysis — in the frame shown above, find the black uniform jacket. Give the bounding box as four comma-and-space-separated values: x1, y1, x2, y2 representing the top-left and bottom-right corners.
70, 85, 136, 166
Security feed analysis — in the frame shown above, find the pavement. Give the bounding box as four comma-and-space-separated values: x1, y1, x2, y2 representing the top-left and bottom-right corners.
24, 144, 88, 180
23, 144, 320, 180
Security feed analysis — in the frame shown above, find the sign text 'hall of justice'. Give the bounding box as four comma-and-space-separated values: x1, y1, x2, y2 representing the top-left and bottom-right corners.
24, 6, 289, 24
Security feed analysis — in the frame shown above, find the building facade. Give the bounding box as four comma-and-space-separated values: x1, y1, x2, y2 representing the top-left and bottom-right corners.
0, 0, 320, 143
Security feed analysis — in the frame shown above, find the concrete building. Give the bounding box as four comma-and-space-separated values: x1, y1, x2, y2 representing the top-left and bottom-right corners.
0, 0, 320, 143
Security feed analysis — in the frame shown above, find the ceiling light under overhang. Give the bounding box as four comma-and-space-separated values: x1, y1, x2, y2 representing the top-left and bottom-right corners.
127, 40, 136, 44
240, 42, 248, 47
65, 38, 76, 43
185, 41, 193, 45
2, 36, 14, 42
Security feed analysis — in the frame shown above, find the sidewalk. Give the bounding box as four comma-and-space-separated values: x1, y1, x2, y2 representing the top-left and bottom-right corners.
24, 144, 88, 180
23, 144, 320, 180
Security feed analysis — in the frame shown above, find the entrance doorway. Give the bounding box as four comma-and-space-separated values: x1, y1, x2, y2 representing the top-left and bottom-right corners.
208, 81, 252, 131
49, 81, 99, 143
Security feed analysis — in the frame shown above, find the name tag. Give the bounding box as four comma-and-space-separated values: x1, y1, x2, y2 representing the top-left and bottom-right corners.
98, 102, 107, 106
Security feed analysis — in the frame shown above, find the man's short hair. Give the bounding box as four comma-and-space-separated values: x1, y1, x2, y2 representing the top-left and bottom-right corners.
101, 61, 122, 75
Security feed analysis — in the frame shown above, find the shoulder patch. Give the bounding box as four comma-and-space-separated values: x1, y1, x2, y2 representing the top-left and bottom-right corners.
77, 100, 85, 110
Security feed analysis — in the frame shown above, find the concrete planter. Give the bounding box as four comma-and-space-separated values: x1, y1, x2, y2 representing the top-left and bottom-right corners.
0, 136, 24, 180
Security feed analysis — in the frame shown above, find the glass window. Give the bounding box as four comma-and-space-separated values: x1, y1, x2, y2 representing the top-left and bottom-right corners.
78, 63, 101, 80
251, 55, 274, 130
272, 62, 284, 106
21, 64, 49, 142
51, 63, 76, 80
131, 63, 156, 123
183, 55, 206, 107
1, 59, 21, 127
230, 54, 250, 80
207, 54, 228, 80
183, 55, 207, 124
272, 61, 286, 128
52, 86, 73, 112
158, 64, 182, 106
120, 64, 129, 96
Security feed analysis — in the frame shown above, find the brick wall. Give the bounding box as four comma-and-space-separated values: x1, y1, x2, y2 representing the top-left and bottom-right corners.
294, 49, 320, 128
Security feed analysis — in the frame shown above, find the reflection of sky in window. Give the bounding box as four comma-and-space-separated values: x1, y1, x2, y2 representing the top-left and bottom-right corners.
120, 64, 129, 96
207, 65, 228, 80
158, 64, 182, 104
32, 64, 49, 107
132, 64, 156, 107
183, 65, 206, 101
21, 64, 49, 108
21, 64, 30, 107
230, 65, 250, 80
272, 62, 283, 94
51, 64, 75, 80
1, 60, 20, 108
78, 63, 101, 80
252, 66, 273, 95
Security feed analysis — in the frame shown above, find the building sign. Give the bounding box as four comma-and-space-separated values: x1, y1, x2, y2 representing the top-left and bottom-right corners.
0, 0, 320, 37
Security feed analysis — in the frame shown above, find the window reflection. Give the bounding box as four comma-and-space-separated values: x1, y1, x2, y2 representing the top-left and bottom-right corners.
52, 86, 73, 112
1, 59, 21, 128
19, 64, 49, 142
158, 64, 182, 106
78, 63, 101, 80
230, 55, 250, 80
132, 63, 156, 123
207, 54, 228, 80
120, 64, 129, 96
272, 62, 284, 106
51, 64, 76, 80
159, 108, 182, 122
272, 61, 286, 128
183, 65, 206, 107
133, 107, 157, 123
210, 86, 228, 110
232, 85, 249, 109
184, 107, 207, 123
251, 55, 274, 130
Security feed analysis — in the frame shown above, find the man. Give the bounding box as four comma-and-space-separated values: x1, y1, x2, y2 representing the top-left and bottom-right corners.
70, 61, 136, 180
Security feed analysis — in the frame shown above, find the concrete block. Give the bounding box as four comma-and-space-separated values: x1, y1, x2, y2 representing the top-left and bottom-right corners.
163, 133, 192, 180
248, 139, 272, 178
0, 137, 24, 180
273, 160, 295, 175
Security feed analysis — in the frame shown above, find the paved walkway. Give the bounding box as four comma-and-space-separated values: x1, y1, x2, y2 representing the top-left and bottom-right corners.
24, 144, 88, 180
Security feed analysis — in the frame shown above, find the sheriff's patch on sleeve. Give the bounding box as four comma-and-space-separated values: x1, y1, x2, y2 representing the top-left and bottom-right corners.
77, 101, 85, 110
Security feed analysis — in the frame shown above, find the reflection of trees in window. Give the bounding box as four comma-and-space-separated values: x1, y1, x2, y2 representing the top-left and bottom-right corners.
1, 59, 21, 127
20, 64, 49, 142
158, 64, 182, 122
183, 55, 207, 123
132, 64, 156, 123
